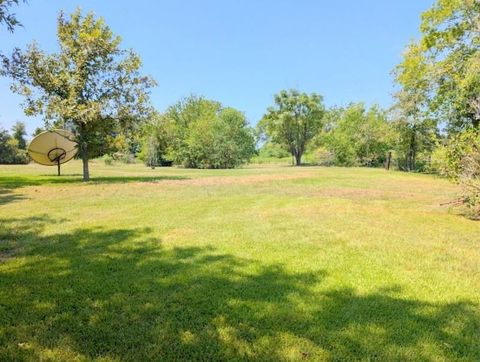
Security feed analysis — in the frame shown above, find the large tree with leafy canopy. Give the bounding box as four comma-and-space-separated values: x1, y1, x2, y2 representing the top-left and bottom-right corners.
2, 9, 155, 180
156, 95, 255, 169
258, 89, 325, 166
393, 42, 438, 171
321, 103, 394, 167
397, 0, 479, 131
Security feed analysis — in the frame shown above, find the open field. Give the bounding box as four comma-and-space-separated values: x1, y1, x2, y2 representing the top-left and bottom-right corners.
0, 161, 479, 361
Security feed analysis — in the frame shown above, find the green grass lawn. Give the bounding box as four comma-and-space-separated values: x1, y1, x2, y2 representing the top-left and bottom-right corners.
1, 160, 479, 361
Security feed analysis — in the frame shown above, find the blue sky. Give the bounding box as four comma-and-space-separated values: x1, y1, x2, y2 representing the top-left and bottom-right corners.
0, 0, 433, 135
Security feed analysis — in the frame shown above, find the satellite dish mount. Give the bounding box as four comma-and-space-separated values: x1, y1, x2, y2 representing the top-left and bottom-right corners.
47, 148, 67, 176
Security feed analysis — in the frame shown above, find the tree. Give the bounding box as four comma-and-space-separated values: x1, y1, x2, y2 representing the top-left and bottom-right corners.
138, 111, 176, 167
166, 96, 221, 167
0, 127, 28, 164
322, 103, 394, 167
402, 0, 480, 130
11, 120, 26, 149
0, 0, 26, 32
211, 108, 256, 168
152, 95, 255, 169
393, 41, 437, 171
259, 89, 324, 166
2, 9, 155, 180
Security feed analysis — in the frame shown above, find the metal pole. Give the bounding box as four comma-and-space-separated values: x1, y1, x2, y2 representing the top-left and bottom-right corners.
57, 158, 60, 176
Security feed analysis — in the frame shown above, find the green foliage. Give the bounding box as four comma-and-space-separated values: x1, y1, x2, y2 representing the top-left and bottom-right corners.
250, 142, 291, 165
0, 127, 29, 164
391, 118, 438, 171
151, 96, 255, 169
451, 130, 480, 218
393, 0, 479, 176
138, 112, 176, 168
164, 96, 220, 167
11, 121, 26, 149
460, 151, 480, 219
428, 143, 449, 175
257, 142, 291, 159
259, 89, 325, 165
321, 104, 393, 167
102, 153, 114, 166
442, 129, 480, 179
112, 152, 136, 164
304, 146, 335, 166
2, 9, 155, 180
433, 130, 480, 218
392, 40, 438, 172
396, 0, 480, 131
0, 0, 26, 33
389, 0, 480, 218
31, 127, 44, 137
210, 108, 256, 168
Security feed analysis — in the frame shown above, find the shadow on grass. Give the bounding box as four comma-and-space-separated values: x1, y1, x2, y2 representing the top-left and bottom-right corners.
0, 175, 189, 207
0, 189, 27, 205
0, 216, 478, 360
0, 175, 189, 189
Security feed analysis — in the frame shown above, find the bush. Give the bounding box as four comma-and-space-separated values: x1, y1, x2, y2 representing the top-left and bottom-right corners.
113, 152, 135, 164
440, 130, 480, 219
102, 154, 114, 165
250, 155, 292, 165
311, 147, 335, 166
428, 145, 449, 175
322, 104, 393, 167
257, 142, 290, 159
13, 149, 29, 164
459, 150, 480, 219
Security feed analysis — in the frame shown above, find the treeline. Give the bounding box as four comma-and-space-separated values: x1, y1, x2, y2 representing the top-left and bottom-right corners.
256, 99, 437, 171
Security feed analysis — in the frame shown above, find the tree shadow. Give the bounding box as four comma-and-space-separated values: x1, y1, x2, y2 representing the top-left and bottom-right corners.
0, 217, 478, 360
0, 189, 27, 205
0, 175, 189, 189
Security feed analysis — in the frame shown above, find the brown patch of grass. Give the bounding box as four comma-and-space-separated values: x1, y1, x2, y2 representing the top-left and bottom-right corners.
148, 172, 316, 187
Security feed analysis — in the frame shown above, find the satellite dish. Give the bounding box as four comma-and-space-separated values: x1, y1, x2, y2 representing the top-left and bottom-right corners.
27, 129, 78, 176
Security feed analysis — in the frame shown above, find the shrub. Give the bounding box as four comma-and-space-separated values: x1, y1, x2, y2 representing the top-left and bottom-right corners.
459, 150, 480, 219
13, 149, 29, 164
102, 154, 114, 165
257, 142, 290, 159
311, 147, 335, 166
428, 144, 449, 175
113, 152, 135, 164
441, 130, 480, 219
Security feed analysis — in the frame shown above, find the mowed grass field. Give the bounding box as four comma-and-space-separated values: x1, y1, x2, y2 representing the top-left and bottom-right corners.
0, 160, 479, 361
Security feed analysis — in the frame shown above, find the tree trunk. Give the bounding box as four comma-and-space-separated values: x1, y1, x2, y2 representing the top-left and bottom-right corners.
385, 151, 392, 170
81, 142, 90, 181
294, 152, 302, 166
411, 147, 416, 171
408, 127, 417, 172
